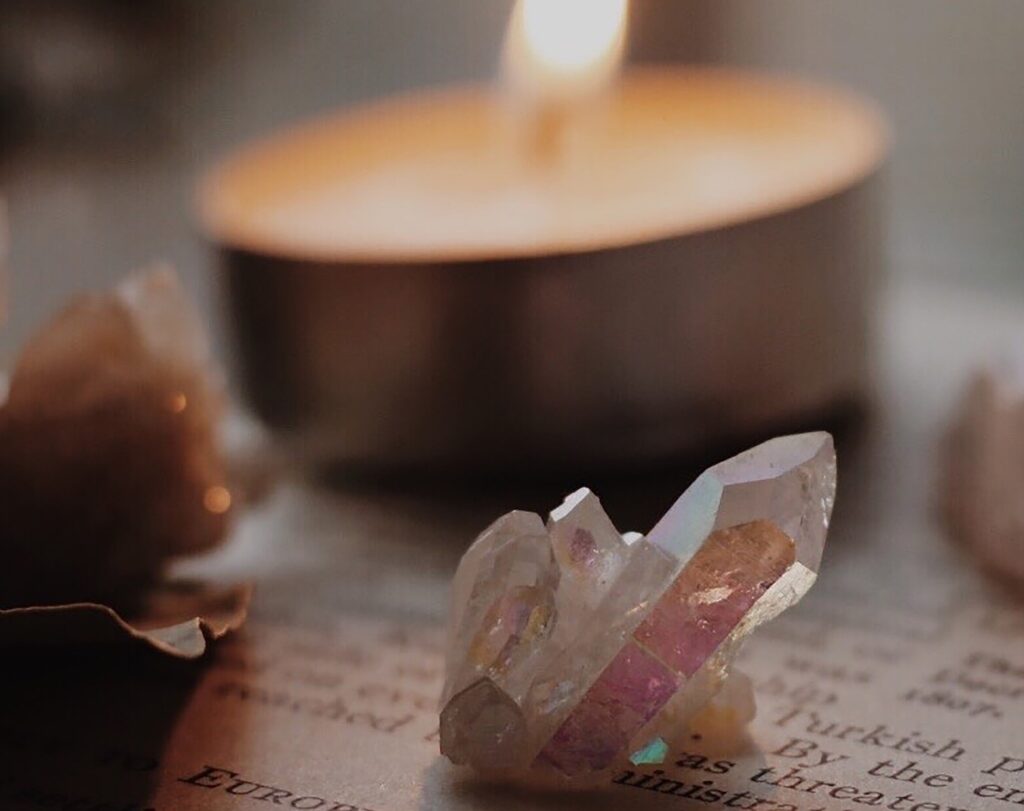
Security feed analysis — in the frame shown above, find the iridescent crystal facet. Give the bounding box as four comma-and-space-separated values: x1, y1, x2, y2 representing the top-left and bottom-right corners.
440, 432, 836, 779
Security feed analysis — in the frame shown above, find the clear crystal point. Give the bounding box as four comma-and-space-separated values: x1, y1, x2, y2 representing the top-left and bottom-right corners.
548, 488, 631, 635
440, 432, 836, 779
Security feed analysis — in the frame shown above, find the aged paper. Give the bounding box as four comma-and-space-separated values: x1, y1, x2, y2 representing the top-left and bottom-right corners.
2, 284, 1023, 811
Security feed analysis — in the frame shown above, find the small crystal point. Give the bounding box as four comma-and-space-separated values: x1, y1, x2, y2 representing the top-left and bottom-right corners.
440, 433, 836, 780
548, 488, 630, 629
442, 510, 557, 707
440, 678, 528, 767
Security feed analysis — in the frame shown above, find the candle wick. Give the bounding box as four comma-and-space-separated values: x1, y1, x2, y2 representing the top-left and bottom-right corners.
525, 103, 570, 169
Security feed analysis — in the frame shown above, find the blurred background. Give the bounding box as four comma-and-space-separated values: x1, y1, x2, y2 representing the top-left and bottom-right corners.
3, 6, 1022, 802
2, 0, 1022, 366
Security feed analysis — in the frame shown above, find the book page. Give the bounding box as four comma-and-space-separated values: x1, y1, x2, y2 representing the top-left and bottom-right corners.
2, 284, 1023, 811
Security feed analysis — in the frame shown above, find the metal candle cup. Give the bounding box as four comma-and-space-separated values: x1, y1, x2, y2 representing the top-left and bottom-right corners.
199, 69, 886, 471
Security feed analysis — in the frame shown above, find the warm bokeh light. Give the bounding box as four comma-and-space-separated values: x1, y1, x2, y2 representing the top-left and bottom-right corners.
503, 0, 628, 104
204, 485, 232, 514
168, 392, 188, 413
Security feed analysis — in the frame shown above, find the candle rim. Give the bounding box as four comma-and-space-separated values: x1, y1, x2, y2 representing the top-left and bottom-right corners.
198, 66, 889, 266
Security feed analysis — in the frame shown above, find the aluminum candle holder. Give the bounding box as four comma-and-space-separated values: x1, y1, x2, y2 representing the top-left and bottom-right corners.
200, 69, 886, 471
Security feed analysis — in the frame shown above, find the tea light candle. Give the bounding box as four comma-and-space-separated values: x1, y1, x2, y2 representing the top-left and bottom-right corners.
200, 1, 887, 470
204, 2, 882, 265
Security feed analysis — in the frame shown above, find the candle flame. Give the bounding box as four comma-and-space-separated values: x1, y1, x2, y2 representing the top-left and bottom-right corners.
503, 0, 628, 104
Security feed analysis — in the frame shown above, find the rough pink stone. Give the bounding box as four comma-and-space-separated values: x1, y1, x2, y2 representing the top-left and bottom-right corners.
536, 642, 680, 774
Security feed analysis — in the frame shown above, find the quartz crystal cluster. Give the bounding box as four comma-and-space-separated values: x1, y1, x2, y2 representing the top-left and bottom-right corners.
440, 433, 836, 779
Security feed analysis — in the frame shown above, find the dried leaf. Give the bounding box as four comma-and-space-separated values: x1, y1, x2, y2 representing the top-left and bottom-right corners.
0, 581, 251, 659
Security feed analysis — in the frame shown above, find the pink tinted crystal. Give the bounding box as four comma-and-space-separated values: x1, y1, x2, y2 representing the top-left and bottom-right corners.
440, 433, 836, 779
537, 642, 680, 775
